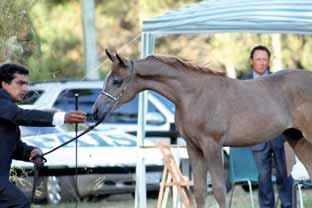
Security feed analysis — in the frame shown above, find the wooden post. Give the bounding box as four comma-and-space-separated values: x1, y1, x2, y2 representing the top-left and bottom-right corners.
80, 0, 100, 79
157, 142, 192, 208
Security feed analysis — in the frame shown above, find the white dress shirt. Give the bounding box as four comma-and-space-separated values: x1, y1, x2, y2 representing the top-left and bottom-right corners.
52, 112, 66, 126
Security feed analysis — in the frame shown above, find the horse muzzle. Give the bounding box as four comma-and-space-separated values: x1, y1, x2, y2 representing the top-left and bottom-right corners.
92, 106, 107, 121
92, 100, 115, 121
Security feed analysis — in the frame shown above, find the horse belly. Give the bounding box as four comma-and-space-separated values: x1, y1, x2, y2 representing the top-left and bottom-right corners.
225, 112, 289, 147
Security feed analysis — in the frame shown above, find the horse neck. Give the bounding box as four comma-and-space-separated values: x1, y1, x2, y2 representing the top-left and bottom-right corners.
134, 59, 217, 105
134, 59, 185, 104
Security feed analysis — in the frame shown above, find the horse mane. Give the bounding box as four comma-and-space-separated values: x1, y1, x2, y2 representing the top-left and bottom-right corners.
146, 55, 225, 76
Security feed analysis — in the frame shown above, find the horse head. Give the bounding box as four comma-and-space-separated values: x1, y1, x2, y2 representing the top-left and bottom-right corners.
92, 49, 138, 121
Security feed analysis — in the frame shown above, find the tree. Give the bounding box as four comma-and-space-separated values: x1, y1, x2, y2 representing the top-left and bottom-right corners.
0, 0, 38, 63
2, 0, 311, 80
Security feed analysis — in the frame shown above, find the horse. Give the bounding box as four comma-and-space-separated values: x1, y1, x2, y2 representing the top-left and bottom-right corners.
92, 49, 312, 208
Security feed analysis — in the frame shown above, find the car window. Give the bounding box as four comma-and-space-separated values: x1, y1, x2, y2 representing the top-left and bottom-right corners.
20, 126, 61, 137
150, 91, 175, 113
106, 96, 139, 123
19, 90, 44, 105
106, 96, 165, 124
53, 89, 165, 125
53, 88, 100, 114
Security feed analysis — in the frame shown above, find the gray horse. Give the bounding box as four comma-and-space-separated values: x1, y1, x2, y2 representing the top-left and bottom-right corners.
92, 50, 312, 208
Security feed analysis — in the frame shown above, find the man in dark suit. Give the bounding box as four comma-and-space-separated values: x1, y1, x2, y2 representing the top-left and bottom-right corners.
0, 63, 86, 208
241, 45, 294, 208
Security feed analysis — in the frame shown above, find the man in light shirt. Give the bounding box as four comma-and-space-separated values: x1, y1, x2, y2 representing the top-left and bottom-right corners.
0, 63, 86, 208
241, 45, 294, 208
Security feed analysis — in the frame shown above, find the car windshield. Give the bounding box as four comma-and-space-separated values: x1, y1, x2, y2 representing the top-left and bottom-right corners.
39, 87, 170, 124
105, 95, 165, 124
105, 96, 140, 123
19, 90, 44, 105
53, 88, 100, 114
150, 92, 175, 114
20, 126, 61, 137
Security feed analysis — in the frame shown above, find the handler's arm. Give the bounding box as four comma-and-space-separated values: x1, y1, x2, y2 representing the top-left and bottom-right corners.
0, 99, 53, 126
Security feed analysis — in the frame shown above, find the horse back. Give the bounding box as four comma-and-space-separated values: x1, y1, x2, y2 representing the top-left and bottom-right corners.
269, 70, 312, 103
223, 70, 311, 146
271, 70, 312, 126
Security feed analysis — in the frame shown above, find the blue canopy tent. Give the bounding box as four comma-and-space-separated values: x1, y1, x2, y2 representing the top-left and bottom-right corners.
143, 0, 312, 34
135, 1, 312, 207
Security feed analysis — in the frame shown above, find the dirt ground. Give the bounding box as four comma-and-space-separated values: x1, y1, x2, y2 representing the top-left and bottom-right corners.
34, 186, 312, 208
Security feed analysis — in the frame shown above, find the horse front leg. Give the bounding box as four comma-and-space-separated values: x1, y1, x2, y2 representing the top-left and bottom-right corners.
204, 138, 226, 208
186, 142, 208, 208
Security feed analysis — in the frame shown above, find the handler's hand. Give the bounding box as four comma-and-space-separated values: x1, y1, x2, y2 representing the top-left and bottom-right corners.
29, 148, 44, 164
65, 111, 86, 123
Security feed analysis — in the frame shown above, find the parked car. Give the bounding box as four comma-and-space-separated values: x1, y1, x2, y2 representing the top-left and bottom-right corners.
19, 80, 176, 136
12, 126, 165, 204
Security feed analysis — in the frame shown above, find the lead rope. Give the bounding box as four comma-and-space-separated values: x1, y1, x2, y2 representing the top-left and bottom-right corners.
41, 60, 134, 157
30, 155, 46, 204
30, 59, 135, 205
28, 29, 140, 204
30, 94, 121, 204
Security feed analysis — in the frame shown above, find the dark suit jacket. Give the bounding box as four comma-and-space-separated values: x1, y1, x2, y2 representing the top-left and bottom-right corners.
240, 72, 285, 151
0, 89, 54, 191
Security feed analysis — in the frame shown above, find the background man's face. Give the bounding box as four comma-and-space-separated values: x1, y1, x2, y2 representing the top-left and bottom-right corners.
2, 73, 29, 102
250, 50, 270, 75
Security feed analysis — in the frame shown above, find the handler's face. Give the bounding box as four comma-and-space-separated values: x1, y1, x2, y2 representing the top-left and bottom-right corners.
250, 50, 270, 75
2, 73, 29, 102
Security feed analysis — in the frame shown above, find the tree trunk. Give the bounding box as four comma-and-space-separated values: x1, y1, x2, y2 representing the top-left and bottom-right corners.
225, 61, 236, 78
271, 34, 282, 72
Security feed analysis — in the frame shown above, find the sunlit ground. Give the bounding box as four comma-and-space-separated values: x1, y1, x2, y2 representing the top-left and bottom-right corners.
33, 186, 312, 208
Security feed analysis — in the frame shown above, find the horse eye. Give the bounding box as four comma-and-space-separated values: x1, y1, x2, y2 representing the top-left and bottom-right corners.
112, 77, 123, 87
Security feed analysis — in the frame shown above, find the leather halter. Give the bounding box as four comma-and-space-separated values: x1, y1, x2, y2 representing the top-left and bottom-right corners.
100, 60, 135, 104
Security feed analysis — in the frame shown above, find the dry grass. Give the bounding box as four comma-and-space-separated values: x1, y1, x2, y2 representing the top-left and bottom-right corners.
35, 186, 312, 208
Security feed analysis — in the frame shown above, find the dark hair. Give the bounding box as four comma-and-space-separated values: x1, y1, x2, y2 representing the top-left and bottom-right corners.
0, 64, 29, 88
249, 45, 271, 59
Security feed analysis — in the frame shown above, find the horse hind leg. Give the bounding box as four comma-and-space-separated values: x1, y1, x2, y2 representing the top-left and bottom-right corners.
283, 128, 312, 179
289, 104, 312, 178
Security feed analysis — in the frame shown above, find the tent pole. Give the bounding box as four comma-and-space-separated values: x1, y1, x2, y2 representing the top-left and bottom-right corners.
135, 32, 155, 208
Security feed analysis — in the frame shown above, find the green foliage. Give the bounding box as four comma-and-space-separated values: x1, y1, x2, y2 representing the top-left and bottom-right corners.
282, 35, 312, 70
1, 0, 312, 81
139, 0, 197, 19
26, 1, 84, 80
9, 167, 31, 186
0, 0, 38, 63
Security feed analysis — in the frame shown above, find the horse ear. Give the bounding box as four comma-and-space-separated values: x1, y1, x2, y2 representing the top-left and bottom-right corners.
115, 52, 127, 68
105, 49, 115, 62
